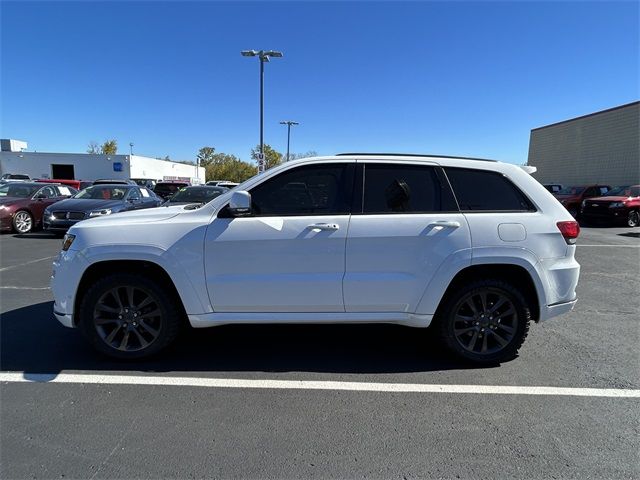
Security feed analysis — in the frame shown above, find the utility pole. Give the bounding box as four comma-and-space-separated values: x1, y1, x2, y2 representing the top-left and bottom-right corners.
279, 121, 299, 162
241, 49, 283, 173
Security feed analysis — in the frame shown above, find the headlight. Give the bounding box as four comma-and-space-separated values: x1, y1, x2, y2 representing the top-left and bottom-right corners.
609, 202, 625, 208
61, 233, 75, 251
88, 208, 112, 217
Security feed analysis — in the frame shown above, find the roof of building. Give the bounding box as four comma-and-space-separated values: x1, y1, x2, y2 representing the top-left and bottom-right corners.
531, 101, 640, 132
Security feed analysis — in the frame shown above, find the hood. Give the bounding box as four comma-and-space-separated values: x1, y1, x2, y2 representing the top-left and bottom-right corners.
0, 196, 30, 208
46, 198, 125, 212
586, 196, 629, 203
73, 205, 184, 229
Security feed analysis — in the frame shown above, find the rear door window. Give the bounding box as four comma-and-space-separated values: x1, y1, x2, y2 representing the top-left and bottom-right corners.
362, 164, 456, 213
444, 168, 535, 212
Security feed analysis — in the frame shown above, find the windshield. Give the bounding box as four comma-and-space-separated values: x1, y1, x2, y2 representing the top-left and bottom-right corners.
155, 184, 187, 194
169, 187, 227, 203
0, 184, 40, 198
605, 185, 639, 197
556, 186, 585, 195
73, 185, 129, 200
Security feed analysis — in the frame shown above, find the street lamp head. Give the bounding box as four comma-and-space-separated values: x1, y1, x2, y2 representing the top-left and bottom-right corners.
264, 50, 283, 58
241, 50, 258, 57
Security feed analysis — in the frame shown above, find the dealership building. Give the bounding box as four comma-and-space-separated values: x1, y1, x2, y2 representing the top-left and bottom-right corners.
527, 101, 639, 186
0, 140, 205, 184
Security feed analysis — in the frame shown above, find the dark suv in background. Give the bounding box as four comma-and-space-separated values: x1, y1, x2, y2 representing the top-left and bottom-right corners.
153, 181, 190, 200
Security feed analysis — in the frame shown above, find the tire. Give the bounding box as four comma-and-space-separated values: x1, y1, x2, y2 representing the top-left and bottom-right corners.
433, 279, 531, 364
12, 210, 33, 234
78, 273, 182, 360
627, 210, 639, 228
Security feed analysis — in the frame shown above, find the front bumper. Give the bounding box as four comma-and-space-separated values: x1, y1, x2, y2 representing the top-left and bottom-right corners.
582, 208, 628, 224
51, 248, 89, 328
43, 218, 81, 232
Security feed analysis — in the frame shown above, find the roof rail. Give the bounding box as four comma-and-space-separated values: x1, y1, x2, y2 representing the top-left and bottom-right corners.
335, 153, 498, 162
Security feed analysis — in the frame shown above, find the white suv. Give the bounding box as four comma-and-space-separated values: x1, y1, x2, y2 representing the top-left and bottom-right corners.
52, 154, 580, 363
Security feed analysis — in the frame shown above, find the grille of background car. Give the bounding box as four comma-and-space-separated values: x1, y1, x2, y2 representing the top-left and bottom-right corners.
52, 211, 86, 220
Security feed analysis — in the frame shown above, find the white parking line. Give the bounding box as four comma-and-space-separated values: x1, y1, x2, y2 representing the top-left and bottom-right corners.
0, 256, 56, 272
1, 373, 638, 398
0, 286, 50, 290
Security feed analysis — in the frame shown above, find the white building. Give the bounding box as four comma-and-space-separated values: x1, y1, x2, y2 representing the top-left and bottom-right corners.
0, 143, 205, 184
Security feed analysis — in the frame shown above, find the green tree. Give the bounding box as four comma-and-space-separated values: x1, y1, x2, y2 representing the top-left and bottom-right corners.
101, 140, 118, 155
196, 147, 217, 167
250, 144, 282, 170
203, 152, 256, 183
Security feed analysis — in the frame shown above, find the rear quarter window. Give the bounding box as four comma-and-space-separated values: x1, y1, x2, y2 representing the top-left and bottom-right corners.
444, 168, 535, 212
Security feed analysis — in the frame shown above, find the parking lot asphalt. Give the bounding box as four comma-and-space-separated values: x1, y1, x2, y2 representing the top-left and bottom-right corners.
1, 227, 639, 479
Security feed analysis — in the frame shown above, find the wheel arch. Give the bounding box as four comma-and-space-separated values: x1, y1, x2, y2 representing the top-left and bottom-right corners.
73, 260, 188, 327
418, 260, 544, 322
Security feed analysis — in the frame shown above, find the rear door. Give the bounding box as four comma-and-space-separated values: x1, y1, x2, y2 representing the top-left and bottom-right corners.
344, 162, 471, 313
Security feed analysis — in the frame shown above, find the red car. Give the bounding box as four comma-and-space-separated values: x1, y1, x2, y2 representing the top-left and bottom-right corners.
553, 184, 611, 218
0, 182, 77, 234
581, 185, 640, 227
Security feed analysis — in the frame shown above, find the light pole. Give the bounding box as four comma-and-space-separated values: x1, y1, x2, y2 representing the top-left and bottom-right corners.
241, 49, 283, 173
129, 142, 134, 156
279, 121, 299, 162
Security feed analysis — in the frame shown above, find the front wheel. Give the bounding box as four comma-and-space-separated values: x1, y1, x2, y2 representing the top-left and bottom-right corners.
78, 273, 182, 359
627, 210, 639, 228
13, 210, 33, 234
433, 279, 530, 364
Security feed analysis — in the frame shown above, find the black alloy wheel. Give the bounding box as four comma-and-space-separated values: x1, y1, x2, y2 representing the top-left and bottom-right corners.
434, 279, 530, 364
78, 273, 181, 359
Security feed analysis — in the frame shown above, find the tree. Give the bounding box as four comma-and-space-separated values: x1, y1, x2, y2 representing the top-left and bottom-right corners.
250, 144, 282, 170
196, 147, 216, 167
101, 140, 118, 155
288, 150, 318, 161
87, 141, 100, 154
198, 150, 256, 183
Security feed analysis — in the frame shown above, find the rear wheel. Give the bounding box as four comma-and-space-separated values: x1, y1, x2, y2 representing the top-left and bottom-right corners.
78, 273, 182, 359
627, 210, 639, 228
434, 279, 530, 364
12, 210, 33, 234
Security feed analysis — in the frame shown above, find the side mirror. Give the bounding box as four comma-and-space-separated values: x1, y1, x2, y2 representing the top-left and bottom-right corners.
228, 190, 252, 216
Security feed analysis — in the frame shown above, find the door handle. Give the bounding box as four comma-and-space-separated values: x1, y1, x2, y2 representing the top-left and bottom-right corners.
306, 223, 340, 231
429, 220, 460, 228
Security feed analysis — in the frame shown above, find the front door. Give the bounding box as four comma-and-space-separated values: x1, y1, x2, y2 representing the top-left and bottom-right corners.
344, 162, 471, 313
205, 162, 355, 313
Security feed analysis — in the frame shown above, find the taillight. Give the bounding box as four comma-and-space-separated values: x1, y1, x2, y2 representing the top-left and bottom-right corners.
557, 221, 580, 244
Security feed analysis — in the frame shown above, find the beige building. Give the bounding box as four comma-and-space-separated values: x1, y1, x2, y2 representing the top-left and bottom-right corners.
527, 101, 639, 186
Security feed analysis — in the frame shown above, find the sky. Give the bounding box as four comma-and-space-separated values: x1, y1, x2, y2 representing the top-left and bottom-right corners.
1, 1, 638, 164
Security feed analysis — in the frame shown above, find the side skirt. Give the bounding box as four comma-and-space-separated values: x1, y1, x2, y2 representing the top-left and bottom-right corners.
187, 312, 433, 329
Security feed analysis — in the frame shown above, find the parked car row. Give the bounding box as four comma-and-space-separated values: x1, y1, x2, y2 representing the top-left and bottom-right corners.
546, 183, 640, 227
0, 180, 230, 234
